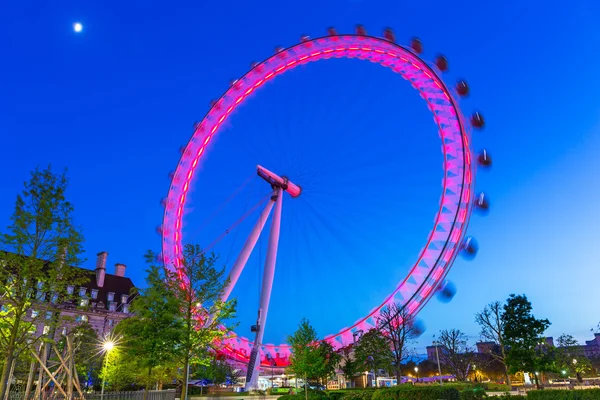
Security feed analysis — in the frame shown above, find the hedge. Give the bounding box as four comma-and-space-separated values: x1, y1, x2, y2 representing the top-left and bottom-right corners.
278, 393, 329, 400
460, 388, 487, 400
371, 385, 460, 400
527, 389, 600, 400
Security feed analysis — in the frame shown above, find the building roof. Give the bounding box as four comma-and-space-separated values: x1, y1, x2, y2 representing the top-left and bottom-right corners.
78, 267, 136, 311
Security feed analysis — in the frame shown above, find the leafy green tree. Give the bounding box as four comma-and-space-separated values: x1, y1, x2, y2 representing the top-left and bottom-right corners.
555, 334, 591, 380
167, 244, 236, 400
0, 166, 86, 400
114, 260, 183, 397
437, 329, 475, 381
288, 319, 323, 400
99, 347, 140, 391
353, 329, 393, 384
315, 341, 341, 387
339, 347, 360, 388
475, 301, 511, 387
502, 294, 550, 389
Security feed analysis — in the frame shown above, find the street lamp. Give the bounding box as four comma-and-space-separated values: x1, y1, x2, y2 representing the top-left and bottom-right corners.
433, 337, 443, 386
414, 367, 419, 383
101, 340, 115, 400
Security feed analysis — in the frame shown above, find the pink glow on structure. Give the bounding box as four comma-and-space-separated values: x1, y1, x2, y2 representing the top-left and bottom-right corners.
162, 33, 475, 365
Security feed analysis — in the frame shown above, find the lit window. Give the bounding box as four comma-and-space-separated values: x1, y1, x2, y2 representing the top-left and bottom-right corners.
80, 298, 89, 307
109, 302, 116, 312
43, 326, 50, 335
37, 281, 44, 290
51, 293, 59, 304
91, 289, 99, 299
123, 304, 129, 314
107, 292, 115, 302
67, 286, 74, 295
108, 319, 114, 326
79, 287, 87, 297
45, 311, 53, 320
36, 291, 46, 301
121, 294, 128, 304
76, 315, 88, 323
61, 327, 67, 336
31, 309, 38, 318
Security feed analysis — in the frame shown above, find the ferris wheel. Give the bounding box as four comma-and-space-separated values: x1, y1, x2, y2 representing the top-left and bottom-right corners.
161, 26, 492, 390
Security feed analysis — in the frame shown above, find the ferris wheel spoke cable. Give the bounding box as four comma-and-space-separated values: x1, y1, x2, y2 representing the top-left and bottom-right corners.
203, 193, 271, 253
187, 172, 256, 242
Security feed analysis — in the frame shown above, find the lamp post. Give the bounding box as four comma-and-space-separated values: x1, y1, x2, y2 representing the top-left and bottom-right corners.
414, 367, 419, 383
433, 338, 443, 386
101, 341, 115, 400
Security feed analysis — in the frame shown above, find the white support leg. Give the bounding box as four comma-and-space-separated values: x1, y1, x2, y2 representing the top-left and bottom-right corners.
245, 187, 283, 391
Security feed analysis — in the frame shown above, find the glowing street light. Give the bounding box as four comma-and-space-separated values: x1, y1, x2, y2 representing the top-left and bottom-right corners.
73, 22, 83, 33
414, 367, 419, 383
103, 341, 115, 351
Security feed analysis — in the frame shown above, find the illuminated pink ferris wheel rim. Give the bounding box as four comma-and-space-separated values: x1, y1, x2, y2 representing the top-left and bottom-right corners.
162, 32, 478, 365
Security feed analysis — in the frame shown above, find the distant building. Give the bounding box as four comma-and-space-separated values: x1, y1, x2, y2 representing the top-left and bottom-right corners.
583, 334, 600, 358
15, 251, 136, 339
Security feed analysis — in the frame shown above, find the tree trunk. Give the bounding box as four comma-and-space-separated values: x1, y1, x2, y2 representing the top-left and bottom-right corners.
181, 352, 190, 400
395, 367, 401, 385
504, 366, 512, 390
143, 367, 152, 400
304, 375, 308, 400
0, 320, 20, 400
533, 373, 540, 390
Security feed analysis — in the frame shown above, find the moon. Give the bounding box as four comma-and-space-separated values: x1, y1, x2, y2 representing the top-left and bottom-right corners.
73, 22, 83, 33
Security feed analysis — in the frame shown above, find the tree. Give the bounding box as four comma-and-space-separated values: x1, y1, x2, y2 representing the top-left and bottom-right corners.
99, 347, 140, 391
353, 329, 393, 384
437, 329, 475, 381
167, 244, 236, 400
339, 347, 360, 388
502, 294, 550, 389
377, 303, 417, 382
475, 301, 511, 387
114, 261, 183, 398
555, 334, 591, 381
287, 319, 323, 400
0, 166, 86, 400
315, 341, 341, 387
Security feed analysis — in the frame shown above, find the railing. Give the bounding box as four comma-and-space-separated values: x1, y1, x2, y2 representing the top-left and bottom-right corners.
6, 389, 176, 400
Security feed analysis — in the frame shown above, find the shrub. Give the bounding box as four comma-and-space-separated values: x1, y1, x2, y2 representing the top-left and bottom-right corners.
461, 389, 487, 400
481, 383, 511, 392
328, 392, 347, 400
527, 389, 600, 400
279, 393, 329, 400
372, 385, 460, 400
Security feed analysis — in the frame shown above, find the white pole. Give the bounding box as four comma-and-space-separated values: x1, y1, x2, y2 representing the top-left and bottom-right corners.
101, 353, 108, 400
434, 341, 443, 386
246, 188, 283, 390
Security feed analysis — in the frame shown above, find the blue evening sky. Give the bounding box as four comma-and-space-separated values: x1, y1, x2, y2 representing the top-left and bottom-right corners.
1, 0, 600, 353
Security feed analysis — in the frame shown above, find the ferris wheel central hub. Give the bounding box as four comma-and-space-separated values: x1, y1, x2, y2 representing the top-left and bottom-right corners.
257, 164, 302, 197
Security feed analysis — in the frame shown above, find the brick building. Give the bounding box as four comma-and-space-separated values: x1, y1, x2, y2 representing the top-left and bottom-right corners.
28, 251, 136, 339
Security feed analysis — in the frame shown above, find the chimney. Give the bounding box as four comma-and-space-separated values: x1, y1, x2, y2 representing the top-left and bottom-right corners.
114, 263, 126, 277
95, 251, 108, 288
